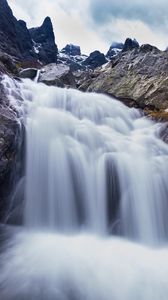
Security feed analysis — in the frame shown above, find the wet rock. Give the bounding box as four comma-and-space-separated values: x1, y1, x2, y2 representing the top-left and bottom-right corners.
0, 74, 24, 221
19, 68, 38, 80
39, 63, 76, 88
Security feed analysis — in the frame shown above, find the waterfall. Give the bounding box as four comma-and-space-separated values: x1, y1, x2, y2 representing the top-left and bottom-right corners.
1, 77, 168, 300
18, 78, 168, 244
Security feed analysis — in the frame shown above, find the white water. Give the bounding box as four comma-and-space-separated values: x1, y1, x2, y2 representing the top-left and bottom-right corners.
1, 76, 168, 299
20, 79, 168, 244
1, 231, 168, 300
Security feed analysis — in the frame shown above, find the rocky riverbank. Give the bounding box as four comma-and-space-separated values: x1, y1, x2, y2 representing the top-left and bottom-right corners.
0, 74, 24, 221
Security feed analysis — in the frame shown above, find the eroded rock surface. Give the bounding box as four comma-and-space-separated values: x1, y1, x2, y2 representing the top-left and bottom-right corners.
81, 45, 168, 110
0, 74, 24, 221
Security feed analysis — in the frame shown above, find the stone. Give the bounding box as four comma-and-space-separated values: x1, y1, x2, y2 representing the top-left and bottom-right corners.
80, 46, 168, 110
0, 74, 24, 221
0, 51, 18, 75
38, 63, 76, 88
19, 68, 38, 80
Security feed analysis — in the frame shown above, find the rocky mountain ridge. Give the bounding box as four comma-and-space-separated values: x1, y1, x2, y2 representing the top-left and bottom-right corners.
0, 0, 58, 66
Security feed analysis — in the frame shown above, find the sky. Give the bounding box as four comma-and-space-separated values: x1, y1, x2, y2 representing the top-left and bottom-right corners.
8, 0, 168, 55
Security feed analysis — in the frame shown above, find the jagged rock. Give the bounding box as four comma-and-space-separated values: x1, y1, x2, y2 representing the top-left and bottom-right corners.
82, 51, 107, 69
61, 44, 81, 56
0, 51, 18, 75
0, 0, 34, 59
139, 44, 160, 54
0, 0, 58, 66
38, 63, 76, 88
106, 42, 124, 58
19, 68, 38, 80
80, 46, 168, 110
122, 38, 139, 52
0, 74, 24, 221
29, 17, 58, 64
58, 51, 88, 72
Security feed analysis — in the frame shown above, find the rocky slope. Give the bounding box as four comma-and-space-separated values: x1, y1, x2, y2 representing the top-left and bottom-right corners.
80, 43, 168, 111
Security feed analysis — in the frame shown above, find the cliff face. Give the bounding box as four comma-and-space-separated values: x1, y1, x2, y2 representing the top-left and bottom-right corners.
0, 0, 33, 59
0, 74, 24, 221
29, 17, 58, 64
79, 44, 168, 110
0, 0, 58, 65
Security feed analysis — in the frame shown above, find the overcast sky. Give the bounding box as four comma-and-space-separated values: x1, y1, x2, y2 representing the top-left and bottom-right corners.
8, 0, 168, 54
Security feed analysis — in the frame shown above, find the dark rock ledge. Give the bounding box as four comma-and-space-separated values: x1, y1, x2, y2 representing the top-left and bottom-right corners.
0, 73, 24, 222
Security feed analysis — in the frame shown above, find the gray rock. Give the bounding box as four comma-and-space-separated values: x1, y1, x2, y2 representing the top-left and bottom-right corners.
82, 50, 107, 69
122, 38, 139, 52
39, 63, 76, 88
0, 74, 24, 222
0, 51, 18, 75
19, 68, 38, 80
0, 0, 58, 67
81, 46, 168, 110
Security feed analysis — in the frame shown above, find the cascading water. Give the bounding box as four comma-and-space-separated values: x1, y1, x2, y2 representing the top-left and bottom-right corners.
23, 79, 168, 244
1, 77, 168, 300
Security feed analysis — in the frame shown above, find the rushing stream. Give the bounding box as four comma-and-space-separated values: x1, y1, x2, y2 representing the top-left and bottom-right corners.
1, 77, 168, 299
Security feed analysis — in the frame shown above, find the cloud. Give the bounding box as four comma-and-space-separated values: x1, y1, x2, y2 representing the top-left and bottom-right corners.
88, 0, 168, 50
8, 0, 108, 54
8, 0, 168, 53
89, 0, 168, 28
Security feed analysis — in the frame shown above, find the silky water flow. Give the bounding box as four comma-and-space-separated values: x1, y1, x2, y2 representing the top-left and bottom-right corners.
1, 76, 168, 300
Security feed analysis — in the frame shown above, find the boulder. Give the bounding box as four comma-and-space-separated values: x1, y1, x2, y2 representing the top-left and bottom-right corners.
19, 68, 38, 80
38, 63, 76, 88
